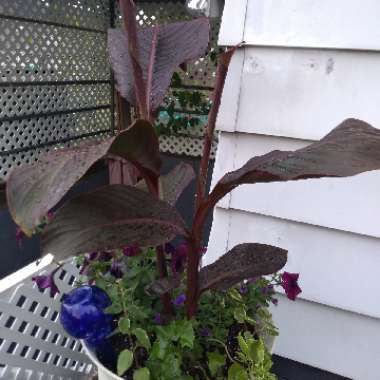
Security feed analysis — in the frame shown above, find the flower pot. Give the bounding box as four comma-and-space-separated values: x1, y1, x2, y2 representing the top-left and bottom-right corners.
83, 334, 276, 380
83, 341, 123, 380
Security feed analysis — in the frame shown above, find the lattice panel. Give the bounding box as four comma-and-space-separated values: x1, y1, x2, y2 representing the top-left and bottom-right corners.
159, 134, 217, 158
0, 0, 112, 181
0, 261, 94, 380
0, 83, 110, 119
0, 109, 111, 179
0, 0, 110, 31
0, 19, 109, 83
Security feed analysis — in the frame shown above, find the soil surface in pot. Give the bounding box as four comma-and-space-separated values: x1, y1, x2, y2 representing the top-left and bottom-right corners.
96, 323, 253, 380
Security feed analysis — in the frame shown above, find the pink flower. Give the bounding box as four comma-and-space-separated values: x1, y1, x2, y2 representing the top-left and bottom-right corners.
32, 267, 60, 297
281, 272, 302, 301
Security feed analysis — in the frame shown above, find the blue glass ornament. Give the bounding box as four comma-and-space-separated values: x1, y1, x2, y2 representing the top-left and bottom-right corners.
60, 286, 113, 345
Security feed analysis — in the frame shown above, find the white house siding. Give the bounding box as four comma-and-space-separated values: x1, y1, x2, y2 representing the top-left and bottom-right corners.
207, 1, 380, 379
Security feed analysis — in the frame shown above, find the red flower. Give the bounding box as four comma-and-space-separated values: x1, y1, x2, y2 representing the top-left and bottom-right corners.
281, 272, 302, 301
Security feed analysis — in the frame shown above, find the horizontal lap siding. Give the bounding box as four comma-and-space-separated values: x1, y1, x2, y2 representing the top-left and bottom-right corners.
210, 1, 380, 377
207, 207, 380, 319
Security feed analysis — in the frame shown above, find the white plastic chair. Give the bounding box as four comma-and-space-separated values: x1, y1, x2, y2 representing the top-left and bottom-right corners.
0, 255, 95, 380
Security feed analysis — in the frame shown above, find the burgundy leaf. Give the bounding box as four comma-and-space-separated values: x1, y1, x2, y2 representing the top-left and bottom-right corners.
108, 18, 210, 113
135, 163, 196, 205
108, 156, 140, 186
7, 120, 160, 235
160, 163, 196, 205
209, 119, 380, 205
42, 185, 187, 261
198, 243, 288, 293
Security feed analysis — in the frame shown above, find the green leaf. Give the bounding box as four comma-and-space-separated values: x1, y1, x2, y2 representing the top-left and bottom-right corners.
176, 320, 195, 349
133, 367, 150, 380
117, 349, 133, 376
118, 317, 131, 334
105, 303, 123, 315
228, 363, 248, 380
237, 335, 249, 357
208, 352, 226, 376
233, 306, 247, 324
133, 328, 151, 351
151, 340, 169, 360
156, 324, 176, 341
129, 305, 148, 320
248, 339, 265, 364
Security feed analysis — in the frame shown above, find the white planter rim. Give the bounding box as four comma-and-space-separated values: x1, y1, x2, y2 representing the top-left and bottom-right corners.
83, 340, 123, 380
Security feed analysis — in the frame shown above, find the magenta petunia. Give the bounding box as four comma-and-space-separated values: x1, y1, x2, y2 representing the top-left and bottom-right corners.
281, 272, 302, 301
32, 267, 60, 297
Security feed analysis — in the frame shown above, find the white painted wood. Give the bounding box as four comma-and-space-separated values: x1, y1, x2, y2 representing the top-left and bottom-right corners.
228, 47, 380, 140
210, 0, 380, 375
205, 207, 231, 265
244, 0, 380, 51
210, 207, 380, 319
271, 295, 380, 380
218, 0, 248, 46
216, 132, 380, 239
216, 49, 245, 133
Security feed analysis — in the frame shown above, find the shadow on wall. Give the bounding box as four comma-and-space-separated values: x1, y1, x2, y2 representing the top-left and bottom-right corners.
0, 154, 215, 279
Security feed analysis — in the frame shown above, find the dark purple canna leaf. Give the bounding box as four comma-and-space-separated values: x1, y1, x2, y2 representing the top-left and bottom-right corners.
42, 185, 187, 261
108, 18, 210, 113
160, 163, 196, 205
198, 243, 288, 293
135, 163, 196, 205
7, 120, 160, 236
209, 119, 380, 205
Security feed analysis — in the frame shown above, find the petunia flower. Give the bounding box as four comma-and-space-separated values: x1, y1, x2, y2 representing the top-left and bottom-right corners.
153, 313, 163, 325
281, 272, 302, 301
110, 261, 123, 279
173, 294, 186, 306
171, 243, 188, 275
239, 284, 249, 294
32, 267, 61, 297
123, 245, 141, 257
199, 327, 212, 337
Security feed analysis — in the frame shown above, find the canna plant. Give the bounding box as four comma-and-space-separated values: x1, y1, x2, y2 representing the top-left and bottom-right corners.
5, 0, 380, 378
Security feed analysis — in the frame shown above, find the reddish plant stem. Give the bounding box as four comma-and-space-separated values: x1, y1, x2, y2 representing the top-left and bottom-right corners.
194, 48, 237, 212
119, 0, 149, 119
186, 47, 238, 319
156, 245, 174, 315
